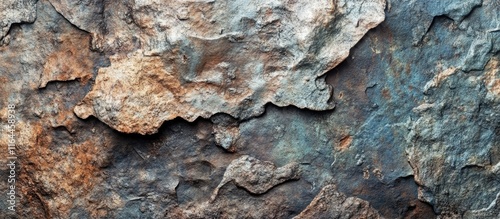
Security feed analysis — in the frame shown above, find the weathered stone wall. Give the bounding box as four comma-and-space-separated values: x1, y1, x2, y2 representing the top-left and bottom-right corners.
0, 0, 498, 218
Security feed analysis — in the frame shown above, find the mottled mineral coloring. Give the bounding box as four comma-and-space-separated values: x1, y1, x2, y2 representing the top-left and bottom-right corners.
211, 155, 300, 199
70, 0, 386, 134
1, 0, 499, 218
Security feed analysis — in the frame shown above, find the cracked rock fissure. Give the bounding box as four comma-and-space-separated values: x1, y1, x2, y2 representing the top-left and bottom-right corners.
3, 0, 500, 218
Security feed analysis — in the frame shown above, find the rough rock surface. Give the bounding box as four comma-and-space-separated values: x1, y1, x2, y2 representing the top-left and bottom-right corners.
211, 114, 241, 152
0, 0, 499, 218
211, 155, 300, 198
70, 0, 386, 134
293, 185, 383, 219
0, 0, 37, 43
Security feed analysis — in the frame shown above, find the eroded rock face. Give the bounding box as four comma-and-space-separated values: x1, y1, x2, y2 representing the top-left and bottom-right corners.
38, 28, 97, 88
294, 185, 383, 219
211, 114, 240, 152
407, 58, 500, 215
0, 0, 37, 43
1, 0, 500, 218
69, 0, 386, 134
212, 155, 300, 198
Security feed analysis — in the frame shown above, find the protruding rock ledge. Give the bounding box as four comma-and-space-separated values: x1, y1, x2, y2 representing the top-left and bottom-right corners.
69, 0, 386, 134
294, 185, 383, 219
211, 155, 301, 200
0, 0, 37, 43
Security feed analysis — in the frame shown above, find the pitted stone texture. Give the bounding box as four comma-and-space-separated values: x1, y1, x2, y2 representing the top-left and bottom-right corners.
294, 185, 383, 219
403, 0, 500, 213
47, 0, 104, 34
38, 30, 97, 88
0, 0, 37, 43
211, 114, 240, 152
407, 58, 500, 215
5, 0, 500, 218
71, 0, 385, 134
211, 155, 300, 199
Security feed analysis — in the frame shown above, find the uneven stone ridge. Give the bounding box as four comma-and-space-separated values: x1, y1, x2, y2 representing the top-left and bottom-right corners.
0, 0, 37, 43
70, 0, 386, 134
0, 0, 499, 218
211, 155, 300, 199
293, 185, 383, 219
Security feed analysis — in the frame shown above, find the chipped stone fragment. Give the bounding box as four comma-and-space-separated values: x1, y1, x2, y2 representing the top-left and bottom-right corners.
211, 155, 300, 200
211, 114, 240, 152
0, 0, 37, 42
294, 184, 384, 219
39, 32, 96, 88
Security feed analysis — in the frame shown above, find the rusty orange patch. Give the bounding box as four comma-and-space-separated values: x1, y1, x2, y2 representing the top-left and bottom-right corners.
338, 135, 353, 151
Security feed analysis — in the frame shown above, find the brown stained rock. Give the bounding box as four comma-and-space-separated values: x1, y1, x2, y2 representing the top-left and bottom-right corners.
69, 0, 386, 134
338, 135, 353, 151
21, 130, 107, 217
211, 155, 300, 200
0, 1, 113, 217
483, 58, 500, 100
74, 52, 187, 134
0, 0, 37, 43
423, 68, 457, 93
38, 32, 95, 88
294, 185, 384, 219
6, 0, 500, 217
